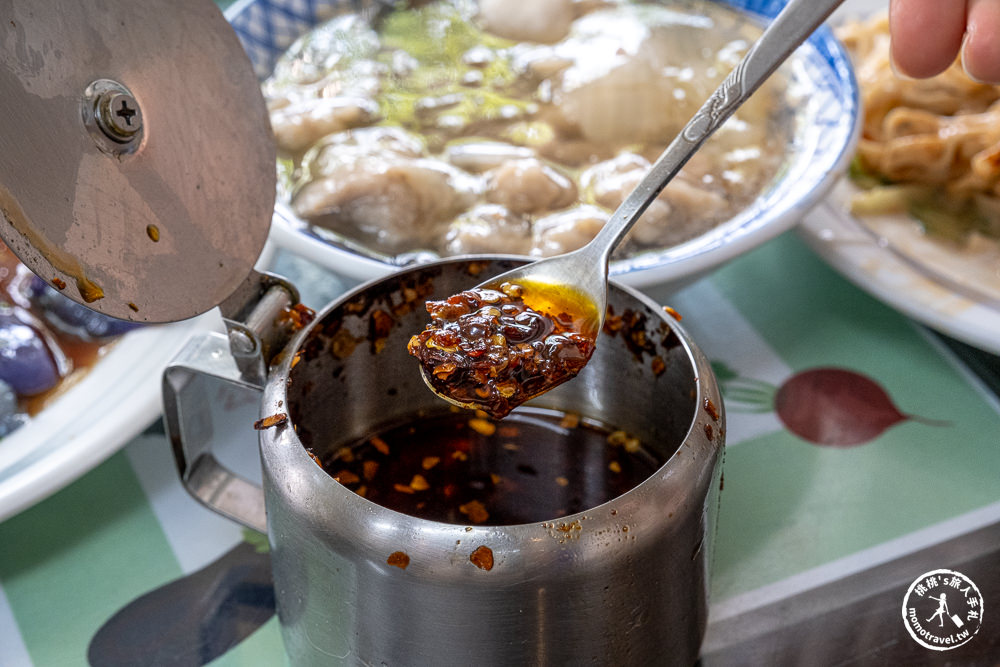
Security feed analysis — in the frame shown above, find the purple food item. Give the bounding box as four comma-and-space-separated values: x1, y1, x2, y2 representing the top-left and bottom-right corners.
27, 277, 141, 340
0, 308, 65, 396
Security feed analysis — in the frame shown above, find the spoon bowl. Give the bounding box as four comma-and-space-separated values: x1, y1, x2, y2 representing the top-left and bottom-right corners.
415, 246, 606, 412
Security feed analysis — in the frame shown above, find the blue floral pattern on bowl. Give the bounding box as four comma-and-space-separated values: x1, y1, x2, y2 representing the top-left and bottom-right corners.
226, 0, 383, 80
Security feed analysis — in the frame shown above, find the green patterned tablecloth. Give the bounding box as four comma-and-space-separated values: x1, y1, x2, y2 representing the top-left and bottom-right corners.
2, 232, 998, 665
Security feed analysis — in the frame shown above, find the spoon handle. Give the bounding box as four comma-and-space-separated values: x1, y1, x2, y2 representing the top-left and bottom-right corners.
584, 0, 846, 265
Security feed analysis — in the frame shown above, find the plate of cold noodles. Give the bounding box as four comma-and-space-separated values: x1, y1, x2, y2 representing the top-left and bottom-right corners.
241, 0, 859, 288
800, 9, 1000, 355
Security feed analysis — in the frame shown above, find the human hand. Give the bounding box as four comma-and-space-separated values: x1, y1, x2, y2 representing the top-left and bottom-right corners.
889, 0, 1000, 83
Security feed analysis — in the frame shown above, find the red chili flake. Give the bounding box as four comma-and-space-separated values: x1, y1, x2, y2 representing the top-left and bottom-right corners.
662, 306, 682, 321
370, 309, 394, 342
253, 413, 287, 430
603, 314, 625, 333
459, 500, 489, 523
329, 329, 358, 360
651, 356, 666, 377
344, 298, 368, 314
281, 303, 316, 330
387, 551, 410, 569
52, 277, 66, 290
468, 418, 496, 436
469, 545, 494, 571
466, 261, 488, 277
332, 470, 360, 485
370, 436, 390, 456
704, 423, 715, 441
703, 397, 720, 422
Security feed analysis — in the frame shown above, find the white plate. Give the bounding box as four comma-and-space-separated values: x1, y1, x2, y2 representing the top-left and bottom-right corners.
799, 0, 1000, 356
0, 311, 224, 522
799, 178, 1000, 355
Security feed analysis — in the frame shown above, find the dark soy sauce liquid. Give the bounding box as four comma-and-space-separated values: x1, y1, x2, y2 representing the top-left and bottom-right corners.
318, 407, 665, 525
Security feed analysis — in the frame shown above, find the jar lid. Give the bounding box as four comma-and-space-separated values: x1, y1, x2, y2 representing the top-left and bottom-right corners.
0, 0, 275, 323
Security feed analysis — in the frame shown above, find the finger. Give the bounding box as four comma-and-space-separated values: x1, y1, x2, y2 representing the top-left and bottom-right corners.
962, 0, 1000, 83
889, 0, 966, 78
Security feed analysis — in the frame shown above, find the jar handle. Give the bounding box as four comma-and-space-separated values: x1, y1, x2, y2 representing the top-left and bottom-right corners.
163, 330, 268, 533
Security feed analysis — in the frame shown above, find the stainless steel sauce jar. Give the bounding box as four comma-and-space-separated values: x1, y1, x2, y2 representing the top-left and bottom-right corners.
165, 257, 725, 666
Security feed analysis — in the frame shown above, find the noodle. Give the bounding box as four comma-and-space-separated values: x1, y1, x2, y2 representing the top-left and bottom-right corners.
838, 13, 1000, 242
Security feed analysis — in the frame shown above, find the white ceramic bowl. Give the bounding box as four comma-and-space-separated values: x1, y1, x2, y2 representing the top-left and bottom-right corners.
229, 0, 861, 289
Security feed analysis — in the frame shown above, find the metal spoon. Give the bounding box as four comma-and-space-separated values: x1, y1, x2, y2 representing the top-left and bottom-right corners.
421, 0, 846, 409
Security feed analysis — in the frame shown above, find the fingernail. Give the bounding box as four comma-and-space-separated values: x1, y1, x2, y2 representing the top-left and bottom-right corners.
958, 35, 996, 84
959, 34, 981, 82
